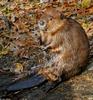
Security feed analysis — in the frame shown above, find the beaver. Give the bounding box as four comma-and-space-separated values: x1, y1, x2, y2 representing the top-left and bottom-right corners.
36, 7, 90, 81
0, 7, 90, 93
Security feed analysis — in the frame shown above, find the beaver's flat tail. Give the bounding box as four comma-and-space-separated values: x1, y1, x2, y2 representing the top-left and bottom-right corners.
5, 74, 46, 92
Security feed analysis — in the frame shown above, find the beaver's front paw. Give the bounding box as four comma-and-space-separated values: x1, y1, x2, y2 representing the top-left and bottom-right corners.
38, 68, 59, 81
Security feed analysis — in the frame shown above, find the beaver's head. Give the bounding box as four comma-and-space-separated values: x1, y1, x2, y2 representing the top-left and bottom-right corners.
37, 7, 66, 45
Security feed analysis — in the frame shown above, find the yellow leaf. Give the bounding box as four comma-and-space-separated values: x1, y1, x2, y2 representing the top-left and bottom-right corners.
15, 63, 24, 74
82, 22, 89, 31
0, 48, 9, 57
81, 0, 91, 8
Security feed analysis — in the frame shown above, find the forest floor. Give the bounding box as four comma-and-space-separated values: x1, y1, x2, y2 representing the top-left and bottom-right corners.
0, 1, 93, 100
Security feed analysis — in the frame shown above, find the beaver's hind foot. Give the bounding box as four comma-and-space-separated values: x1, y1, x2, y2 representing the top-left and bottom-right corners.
38, 67, 61, 81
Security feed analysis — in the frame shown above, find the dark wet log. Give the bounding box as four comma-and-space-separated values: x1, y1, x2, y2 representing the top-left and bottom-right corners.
5, 74, 46, 92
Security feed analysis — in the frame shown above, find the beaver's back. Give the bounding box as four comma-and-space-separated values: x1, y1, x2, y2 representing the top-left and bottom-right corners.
56, 18, 90, 80
64, 18, 89, 66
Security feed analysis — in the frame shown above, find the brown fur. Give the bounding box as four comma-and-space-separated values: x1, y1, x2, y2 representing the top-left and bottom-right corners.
37, 7, 89, 81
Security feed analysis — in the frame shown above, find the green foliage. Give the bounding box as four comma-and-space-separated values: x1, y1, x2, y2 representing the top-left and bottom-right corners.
76, 0, 91, 9
2, 7, 12, 15
81, 0, 91, 8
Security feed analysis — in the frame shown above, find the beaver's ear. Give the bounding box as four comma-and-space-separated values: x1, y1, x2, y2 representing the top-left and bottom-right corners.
60, 13, 66, 20
35, 9, 44, 19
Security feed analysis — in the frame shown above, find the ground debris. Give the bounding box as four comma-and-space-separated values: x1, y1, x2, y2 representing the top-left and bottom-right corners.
0, 1, 93, 100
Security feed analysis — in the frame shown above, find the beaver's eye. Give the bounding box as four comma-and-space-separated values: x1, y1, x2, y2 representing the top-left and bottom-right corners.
38, 20, 46, 30
39, 20, 45, 25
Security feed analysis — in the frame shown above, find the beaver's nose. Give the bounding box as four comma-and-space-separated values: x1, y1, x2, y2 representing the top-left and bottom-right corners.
38, 37, 44, 45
